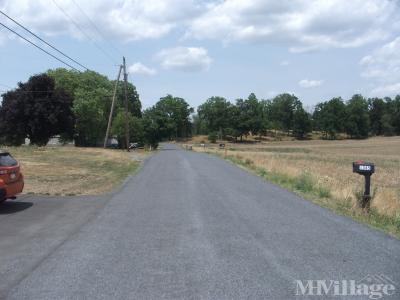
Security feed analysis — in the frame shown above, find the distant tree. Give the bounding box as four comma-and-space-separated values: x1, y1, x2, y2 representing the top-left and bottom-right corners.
380, 113, 395, 136
232, 93, 263, 140
0, 74, 74, 146
313, 97, 346, 139
191, 114, 208, 135
48, 68, 142, 146
151, 95, 194, 139
142, 108, 161, 149
245, 93, 264, 136
386, 95, 400, 135
368, 97, 387, 136
197, 96, 233, 138
111, 110, 144, 148
259, 99, 272, 137
72, 87, 110, 146
345, 94, 370, 139
293, 106, 312, 139
269, 93, 301, 134
115, 81, 142, 118
224, 104, 241, 141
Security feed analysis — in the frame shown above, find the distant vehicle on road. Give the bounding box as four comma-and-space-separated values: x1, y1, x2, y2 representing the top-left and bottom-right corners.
129, 142, 144, 150
0, 151, 24, 203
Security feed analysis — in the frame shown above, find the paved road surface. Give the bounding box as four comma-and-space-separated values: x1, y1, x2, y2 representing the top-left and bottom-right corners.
1, 144, 399, 299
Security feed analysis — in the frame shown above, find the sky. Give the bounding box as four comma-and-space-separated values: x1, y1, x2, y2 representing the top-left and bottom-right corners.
0, 0, 400, 109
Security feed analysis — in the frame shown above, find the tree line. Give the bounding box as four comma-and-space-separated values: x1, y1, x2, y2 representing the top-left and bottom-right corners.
1, 68, 399, 148
194, 93, 400, 141
0, 69, 193, 148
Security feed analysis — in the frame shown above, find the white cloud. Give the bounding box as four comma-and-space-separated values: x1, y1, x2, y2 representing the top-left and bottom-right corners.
128, 62, 157, 76
156, 47, 212, 72
360, 36, 400, 96
186, 0, 399, 52
280, 60, 290, 66
298, 79, 323, 88
371, 83, 400, 96
0, 0, 204, 41
1, 0, 398, 53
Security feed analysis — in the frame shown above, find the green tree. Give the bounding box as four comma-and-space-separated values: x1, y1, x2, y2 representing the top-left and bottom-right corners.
111, 110, 144, 148
152, 95, 194, 139
293, 106, 312, 139
0, 74, 74, 146
232, 93, 263, 140
142, 108, 161, 149
269, 93, 301, 134
114, 82, 142, 118
224, 104, 241, 141
73, 87, 110, 146
191, 114, 208, 135
386, 96, 400, 135
368, 97, 387, 136
313, 97, 346, 139
259, 99, 272, 137
197, 96, 233, 138
48, 68, 142, 146
345, 94, 370, 139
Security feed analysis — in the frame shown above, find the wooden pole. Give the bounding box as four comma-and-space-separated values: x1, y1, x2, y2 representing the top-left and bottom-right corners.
104, 65, 123, 148
122, 57, 130, 152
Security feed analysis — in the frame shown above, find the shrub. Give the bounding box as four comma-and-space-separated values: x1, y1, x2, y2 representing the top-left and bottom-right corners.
353, 186, 377, 211
295, 172, 314, 193
396, 214, 400, 230
258, 169, 267, 177
244, 158, 253, 165
317, 186, 331, 198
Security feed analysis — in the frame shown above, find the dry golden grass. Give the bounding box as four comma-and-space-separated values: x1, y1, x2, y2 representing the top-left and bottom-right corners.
3, 146, 142, 196
193, 137, 400, 218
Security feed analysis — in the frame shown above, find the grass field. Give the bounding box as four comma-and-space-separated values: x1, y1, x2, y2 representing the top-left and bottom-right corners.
190, 136, 400, 237
3, 146, 142, 196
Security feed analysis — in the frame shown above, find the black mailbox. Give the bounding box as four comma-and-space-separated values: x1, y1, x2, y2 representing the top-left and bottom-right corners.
353, 161, 375, 175
352, 160, 375, 211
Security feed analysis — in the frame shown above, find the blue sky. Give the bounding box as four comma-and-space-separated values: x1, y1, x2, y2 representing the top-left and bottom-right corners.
1, 0, 400, 109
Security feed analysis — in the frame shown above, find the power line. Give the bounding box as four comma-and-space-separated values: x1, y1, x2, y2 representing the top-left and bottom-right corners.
70, 0, 124, 57
51, 0, 117, 65
0, 21, 80, 71
0, 10, 89, 71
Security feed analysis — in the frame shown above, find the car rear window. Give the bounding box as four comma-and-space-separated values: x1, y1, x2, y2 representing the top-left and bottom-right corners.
0, 153, 18, 167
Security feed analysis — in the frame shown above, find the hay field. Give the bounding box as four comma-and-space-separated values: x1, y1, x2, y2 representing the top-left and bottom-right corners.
193, 137, 400, 221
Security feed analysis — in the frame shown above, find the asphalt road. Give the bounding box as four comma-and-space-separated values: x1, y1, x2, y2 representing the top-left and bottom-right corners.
1, 144, 399, 299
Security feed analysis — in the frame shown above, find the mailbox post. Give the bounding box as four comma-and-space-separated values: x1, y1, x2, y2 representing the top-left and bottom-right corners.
352, 161, 375, 211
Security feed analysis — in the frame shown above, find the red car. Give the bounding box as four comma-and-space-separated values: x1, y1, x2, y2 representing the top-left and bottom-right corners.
0, 150, 24, 203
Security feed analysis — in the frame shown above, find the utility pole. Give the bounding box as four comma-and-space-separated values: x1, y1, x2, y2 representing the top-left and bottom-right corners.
103, 65, 123, 148
122, 57, 130, 152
